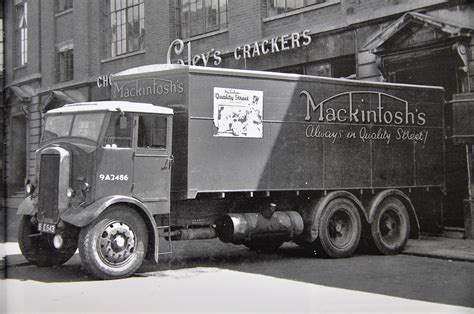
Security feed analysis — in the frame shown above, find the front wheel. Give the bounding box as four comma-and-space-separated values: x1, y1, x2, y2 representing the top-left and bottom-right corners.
78, 205, 148, 279
370, 197, 410, 255
315, 198, 361, 258
18, 215, 78, 266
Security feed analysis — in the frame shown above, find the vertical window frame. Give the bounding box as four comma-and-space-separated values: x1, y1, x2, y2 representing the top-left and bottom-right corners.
267, 0, 325, 17
176, 0, 227, 39
0, 19, 4, 71
55, 0, 73, 13
55, 42, 74, 83
105, 0, 145, 58
14, 0, 28, 67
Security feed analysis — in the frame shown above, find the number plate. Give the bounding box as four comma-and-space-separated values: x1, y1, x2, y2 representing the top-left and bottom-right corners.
37, 222, 56, 234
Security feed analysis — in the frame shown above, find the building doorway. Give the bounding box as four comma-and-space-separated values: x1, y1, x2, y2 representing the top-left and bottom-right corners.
389, 56, 466, 228
9, 114, 27, 195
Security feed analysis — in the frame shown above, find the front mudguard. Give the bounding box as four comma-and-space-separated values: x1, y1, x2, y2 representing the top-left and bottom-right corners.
17, 196, 37, 216
61, 195, 160, 263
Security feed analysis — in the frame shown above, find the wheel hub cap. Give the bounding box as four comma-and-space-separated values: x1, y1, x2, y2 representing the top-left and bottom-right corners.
99, 222, 136, 266
380, 210, 402, 245
112, 234, 126, 251
328, 211, 352, 247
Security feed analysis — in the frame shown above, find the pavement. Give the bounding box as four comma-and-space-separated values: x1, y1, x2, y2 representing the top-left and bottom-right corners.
402, 236, 474, 262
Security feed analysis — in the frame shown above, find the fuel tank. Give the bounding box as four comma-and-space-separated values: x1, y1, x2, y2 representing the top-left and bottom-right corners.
215, 210, 304, 244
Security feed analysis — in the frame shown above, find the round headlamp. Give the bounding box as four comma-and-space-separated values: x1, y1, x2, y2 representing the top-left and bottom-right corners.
66, 187, 75, 198
25, 182, 35, 194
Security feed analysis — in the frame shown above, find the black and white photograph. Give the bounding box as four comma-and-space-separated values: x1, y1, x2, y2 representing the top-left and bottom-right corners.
1, 0, 474, 313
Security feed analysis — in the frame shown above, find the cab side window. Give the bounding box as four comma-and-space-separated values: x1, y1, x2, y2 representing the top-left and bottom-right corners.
103, 113, 132, 148
138, 115, 167, 149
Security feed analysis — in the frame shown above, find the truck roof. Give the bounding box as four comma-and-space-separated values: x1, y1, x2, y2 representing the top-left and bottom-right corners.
112, 64, 444, 91
46, 101, 173, 115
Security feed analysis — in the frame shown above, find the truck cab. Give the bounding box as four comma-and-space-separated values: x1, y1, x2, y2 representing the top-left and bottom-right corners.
18, 101, 173, 278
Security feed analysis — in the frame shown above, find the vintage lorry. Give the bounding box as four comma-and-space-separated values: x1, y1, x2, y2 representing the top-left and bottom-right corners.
17, 64, 445, 279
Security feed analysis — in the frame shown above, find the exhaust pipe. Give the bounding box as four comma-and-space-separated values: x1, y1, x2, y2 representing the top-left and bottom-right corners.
215, 210, 304, 244
170, 228, 217, 241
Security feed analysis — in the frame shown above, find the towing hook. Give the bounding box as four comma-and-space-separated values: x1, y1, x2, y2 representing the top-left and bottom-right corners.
261, 203, 277, 219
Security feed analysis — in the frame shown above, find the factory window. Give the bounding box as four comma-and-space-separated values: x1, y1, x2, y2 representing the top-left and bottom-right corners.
176, 0, 228, 39
55, 43, 74, 83
273, 55, 356, 78
105, 0, 145, 58
267, 0, 325, 16
56, 0, 73, 13
15, 1, 28, 67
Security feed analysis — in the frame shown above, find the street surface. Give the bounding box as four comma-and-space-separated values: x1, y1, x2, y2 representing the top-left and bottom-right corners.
2, 239, 474, 313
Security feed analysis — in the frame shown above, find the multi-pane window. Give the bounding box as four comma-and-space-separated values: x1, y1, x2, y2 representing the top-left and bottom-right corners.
274, 55, 356, 79
56, 0, 73, 13
55, 44, 74, 83
105, 0, 145, 58
15, 1, 28, 66
176, 0, 228, 39
267, 0, 325, 16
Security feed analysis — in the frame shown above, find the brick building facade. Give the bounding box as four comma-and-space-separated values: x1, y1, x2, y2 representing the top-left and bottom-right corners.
3, 0, 474, 234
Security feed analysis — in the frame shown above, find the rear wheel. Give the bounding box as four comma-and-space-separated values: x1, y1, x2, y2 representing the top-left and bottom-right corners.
315, 198, 361, 258
18, 215, 78, 266
370, 197, 410, 255
78, 205, 148, 279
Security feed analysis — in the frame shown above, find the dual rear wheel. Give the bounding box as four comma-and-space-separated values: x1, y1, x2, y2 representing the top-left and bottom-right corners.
313, 198, 361, 258
306, 195, 411, 258
370, 197, 410, 255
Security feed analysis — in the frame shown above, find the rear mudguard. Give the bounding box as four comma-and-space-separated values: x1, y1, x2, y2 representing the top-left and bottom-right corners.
61, 195, 160, 263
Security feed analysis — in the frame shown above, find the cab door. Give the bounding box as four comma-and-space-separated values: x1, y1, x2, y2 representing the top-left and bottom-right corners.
132, 114, 173, 214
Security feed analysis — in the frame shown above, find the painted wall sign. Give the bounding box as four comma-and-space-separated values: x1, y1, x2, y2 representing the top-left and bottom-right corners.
213, 87, 263, 138
167, 30, 312, 66
97, 74, 112, 88
234, 30, 311, 61
167, 39, 222, 67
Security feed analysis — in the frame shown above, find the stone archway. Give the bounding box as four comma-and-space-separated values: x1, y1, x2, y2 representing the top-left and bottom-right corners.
368, 12, 471, 99
4, 86, 34, 195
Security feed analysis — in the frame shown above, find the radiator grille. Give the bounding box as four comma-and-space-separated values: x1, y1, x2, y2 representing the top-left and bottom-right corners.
38, 154, 60, 222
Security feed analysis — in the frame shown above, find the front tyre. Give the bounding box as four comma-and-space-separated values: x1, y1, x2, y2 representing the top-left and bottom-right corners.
78, 205, 148, 279
18, 215, 78, 266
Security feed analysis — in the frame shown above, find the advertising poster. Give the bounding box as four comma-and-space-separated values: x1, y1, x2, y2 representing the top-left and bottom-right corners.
213, 87, 263, 138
